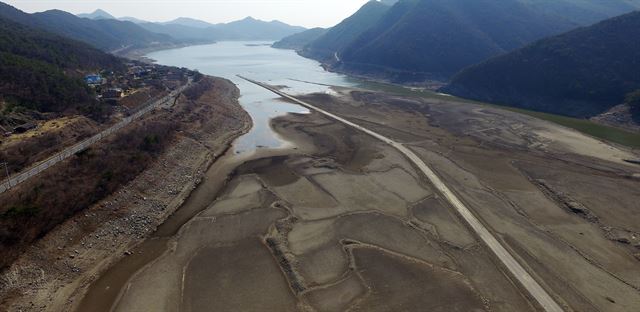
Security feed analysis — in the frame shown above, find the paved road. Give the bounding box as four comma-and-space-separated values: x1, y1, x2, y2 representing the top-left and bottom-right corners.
239, 75, 565, 312
0, 80, 192, 195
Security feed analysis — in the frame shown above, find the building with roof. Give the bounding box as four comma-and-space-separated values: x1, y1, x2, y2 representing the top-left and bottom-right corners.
102, 88, 123, 99
85, 74, 105, 86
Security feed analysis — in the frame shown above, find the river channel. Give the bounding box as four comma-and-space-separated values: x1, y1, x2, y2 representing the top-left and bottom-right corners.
77, 41, 363, 311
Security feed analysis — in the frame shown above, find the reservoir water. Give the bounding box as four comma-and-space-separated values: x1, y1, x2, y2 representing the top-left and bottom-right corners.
75, 40, 640, 312
77, 41, 363, 312
147, 41, 361, 155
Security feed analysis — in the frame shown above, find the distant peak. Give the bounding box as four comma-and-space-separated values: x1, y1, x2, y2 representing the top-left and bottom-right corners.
77, 8, 115, 20
161, 17, 214, 28
378, 0, 399, 6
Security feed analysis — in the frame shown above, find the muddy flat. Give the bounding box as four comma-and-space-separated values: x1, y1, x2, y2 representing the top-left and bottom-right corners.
183, 238, 298, 312
93, 85, 639, 312
348, 247, 486, 312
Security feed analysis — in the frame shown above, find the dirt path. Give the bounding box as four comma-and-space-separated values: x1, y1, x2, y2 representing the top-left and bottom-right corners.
241, 76, 564, 312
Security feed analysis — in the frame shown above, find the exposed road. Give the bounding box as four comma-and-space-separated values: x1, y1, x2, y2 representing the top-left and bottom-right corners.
239, 75, 565, 312
0, 80, 192, 195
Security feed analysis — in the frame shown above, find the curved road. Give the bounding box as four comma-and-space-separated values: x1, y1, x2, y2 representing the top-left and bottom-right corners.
239, 75, 565, 312
0, 80, 191, 195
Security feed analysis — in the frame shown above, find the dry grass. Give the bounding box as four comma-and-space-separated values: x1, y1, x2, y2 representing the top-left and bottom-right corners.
0, 78, 225, 269
0, 118, 175, 268
0, 117, 99, 174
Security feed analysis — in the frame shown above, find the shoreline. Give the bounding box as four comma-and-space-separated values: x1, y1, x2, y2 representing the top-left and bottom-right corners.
133, 41, 640, 148
89, 144, 306, 312
0, 76, 252, 312
75, 126, 254, 312
289, 48, 640, 144
116, 42, 216, 63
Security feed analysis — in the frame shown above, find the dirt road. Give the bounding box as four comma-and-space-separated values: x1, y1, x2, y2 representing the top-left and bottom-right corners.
240, 75, 564, 312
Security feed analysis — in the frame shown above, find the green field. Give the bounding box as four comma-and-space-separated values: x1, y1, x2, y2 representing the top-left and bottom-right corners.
355, 80, 640, 149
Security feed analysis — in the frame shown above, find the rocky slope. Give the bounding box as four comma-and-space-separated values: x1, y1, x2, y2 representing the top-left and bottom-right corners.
0, 77, 251, 312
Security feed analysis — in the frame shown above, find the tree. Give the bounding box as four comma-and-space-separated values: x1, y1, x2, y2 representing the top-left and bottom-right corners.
626, 89, 640, 108
626, 89, 640, 121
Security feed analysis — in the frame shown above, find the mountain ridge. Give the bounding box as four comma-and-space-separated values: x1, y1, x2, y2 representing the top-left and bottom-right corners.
137, 15, 306, 42
299, 0, 391, 61
0, 15, 123, 121
276, 0, 640, 83
74, 9, 306, 42
77, 9, 115, 20
442, 11, 640, 118
272, 28, 327, 50
0, 2, 176, 52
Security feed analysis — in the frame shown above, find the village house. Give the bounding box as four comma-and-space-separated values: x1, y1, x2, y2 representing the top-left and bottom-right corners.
84, 74, 105, 86
102, 88, 123, 99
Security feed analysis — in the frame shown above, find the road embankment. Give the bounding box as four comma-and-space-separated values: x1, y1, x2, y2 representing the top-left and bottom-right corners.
240, 76, 564, 312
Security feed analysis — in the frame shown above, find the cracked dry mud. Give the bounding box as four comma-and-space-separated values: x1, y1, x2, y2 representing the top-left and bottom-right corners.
110, 106, 532, 312
109, 87, 639, 312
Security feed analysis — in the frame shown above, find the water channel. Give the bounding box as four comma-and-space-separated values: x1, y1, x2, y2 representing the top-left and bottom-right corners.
77, 41, 363, 311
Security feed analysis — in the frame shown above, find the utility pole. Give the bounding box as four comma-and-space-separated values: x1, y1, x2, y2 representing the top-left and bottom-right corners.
1, 162, 10, 190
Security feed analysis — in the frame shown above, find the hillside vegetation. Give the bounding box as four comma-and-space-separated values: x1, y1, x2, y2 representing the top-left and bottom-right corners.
443, 11, 640, 118
338, 0, 577, 80
300, 0, 391, 61
0, 2, 176, 51
76, 9, 307, 43
272, 28, 327, 50
0, 16, 123, 125
138, 16, 306, 43
277, 0, 640, 83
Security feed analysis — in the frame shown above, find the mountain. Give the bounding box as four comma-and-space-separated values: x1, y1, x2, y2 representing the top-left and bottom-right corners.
342, 0, 583, 81
161, 17, 214, 28
75, 7, 305, 43
300, 1, 391, 61
272, 28, 327, 50
216, 17, 305, 40
521, 0, 640, 25
0, 15, 123, 119
138, 22, 213, 43
77, 9, 150, 24
77, 9, 115, 20
0, 2, 176, 52
118, 16, 149, 24
294, 0, 640, 83
74, 10, 303, 41
138, 16, 306, 42
442, 11, 640, 118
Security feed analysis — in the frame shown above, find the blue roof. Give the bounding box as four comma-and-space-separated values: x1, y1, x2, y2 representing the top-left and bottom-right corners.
85, 75, 102, 84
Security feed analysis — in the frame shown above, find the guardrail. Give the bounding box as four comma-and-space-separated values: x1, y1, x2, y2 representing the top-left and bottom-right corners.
0, 81, 191, 195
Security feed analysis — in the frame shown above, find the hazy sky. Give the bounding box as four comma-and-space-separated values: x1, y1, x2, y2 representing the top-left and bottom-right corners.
4, 0, 371, 28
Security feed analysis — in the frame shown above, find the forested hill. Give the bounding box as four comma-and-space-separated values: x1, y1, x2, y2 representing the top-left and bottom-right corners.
336, 0, 579, 81
0, 2, 176, 51
299, 0, 391, 61
442, 11, 640, 118
0, 18, 121, 70
78, 11, 307, 43
0, 16, 123, 118
272, 28, 327, 50
279, 0, 640, 83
